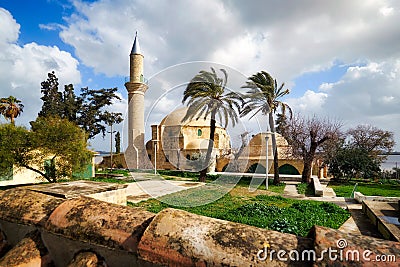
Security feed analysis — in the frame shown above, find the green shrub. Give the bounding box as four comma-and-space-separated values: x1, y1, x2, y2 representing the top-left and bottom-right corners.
269, 218, 298, 234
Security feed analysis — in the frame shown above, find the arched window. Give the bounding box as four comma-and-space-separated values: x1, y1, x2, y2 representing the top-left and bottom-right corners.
197, 129, 202, 137
278, 164, 300, 175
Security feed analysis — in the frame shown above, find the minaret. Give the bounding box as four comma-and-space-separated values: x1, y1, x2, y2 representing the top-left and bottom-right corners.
125, 32, 149, 169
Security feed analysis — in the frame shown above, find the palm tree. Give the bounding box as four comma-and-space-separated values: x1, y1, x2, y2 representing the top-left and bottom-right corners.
241, 71, 292, 185
0, 96, 24, 125
182, 67, 243, 182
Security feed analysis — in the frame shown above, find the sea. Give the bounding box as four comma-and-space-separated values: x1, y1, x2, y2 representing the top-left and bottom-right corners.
381, 155, 400, 171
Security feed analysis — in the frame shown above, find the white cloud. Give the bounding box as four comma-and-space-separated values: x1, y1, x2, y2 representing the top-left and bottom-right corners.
0, 8, 81, 126
290, 59, 400, 149
380, 6, 394, 16
0, 9, 19, 45
286, 90, 328, 113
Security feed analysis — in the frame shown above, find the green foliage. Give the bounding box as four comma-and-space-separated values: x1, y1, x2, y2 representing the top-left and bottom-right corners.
38, 71, 122, 139
131, 189, 350, 237
96, 168, 131, 177
241, 71, 292, 119
269, 219, 299, 234
329, 181, 400, 197
0, 124, 31, 178
0, 117, 92, 183
326, 125, 395, 180
328, 147, 381, 179
237, 177, 286, 194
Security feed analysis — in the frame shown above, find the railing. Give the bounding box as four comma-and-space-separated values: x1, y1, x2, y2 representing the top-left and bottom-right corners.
350, 182, 358, 198
124, 76, 149, 85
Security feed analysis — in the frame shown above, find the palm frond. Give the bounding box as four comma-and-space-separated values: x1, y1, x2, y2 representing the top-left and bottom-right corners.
182, 67, 241, 130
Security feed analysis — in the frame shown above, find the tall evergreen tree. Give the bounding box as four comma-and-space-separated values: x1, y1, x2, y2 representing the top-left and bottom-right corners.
38, 71, 63, 118
38, 72, 122, 139
77, 87, 121, 138
63, 84, 79, 121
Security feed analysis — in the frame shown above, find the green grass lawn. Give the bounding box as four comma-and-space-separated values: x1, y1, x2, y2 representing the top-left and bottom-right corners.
329, 180, 400, 197
130, 182, 350, 237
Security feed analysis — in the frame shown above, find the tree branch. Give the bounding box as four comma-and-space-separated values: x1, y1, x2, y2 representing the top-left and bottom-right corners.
20, 164, 52, 183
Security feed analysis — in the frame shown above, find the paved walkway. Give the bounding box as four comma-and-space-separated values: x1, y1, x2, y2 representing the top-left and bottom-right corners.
125, 174, 204, 203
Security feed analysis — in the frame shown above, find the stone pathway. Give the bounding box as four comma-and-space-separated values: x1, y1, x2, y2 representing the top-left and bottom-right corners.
282, 181, 304, 199
125, 174, 204, 203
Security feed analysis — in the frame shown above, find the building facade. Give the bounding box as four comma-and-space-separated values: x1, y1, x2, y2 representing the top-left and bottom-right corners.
146, 107, 231, 171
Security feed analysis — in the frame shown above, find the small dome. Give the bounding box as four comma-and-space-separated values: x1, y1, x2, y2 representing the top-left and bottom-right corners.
160, 107, 221, 127
185, 139, 209, 150
249, 132, 288, 146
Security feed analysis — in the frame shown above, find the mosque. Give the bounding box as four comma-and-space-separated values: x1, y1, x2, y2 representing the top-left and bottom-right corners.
109, 33, 324, 177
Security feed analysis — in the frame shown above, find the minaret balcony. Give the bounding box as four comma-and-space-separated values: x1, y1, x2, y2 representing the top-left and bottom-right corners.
124, 76, 148, 84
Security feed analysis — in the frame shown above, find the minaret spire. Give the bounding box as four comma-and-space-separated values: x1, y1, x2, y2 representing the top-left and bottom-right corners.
131, 31, 141, 55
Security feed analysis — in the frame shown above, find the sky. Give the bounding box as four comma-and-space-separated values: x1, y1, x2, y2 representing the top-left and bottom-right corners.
0, 0, 399, 152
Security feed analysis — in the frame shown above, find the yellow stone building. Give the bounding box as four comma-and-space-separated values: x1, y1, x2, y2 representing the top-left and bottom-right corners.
239, 133, 303, 175
146, 107, 231, 171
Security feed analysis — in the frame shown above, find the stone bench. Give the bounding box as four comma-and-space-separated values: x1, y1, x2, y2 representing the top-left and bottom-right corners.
312, 177, 323, 196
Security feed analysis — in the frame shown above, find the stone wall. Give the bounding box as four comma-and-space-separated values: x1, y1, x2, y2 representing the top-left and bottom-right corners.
355, 192, 400, 203
1, 188, 399, 266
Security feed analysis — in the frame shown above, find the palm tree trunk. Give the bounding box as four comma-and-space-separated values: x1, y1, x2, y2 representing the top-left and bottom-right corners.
199, 111, 216, 182
269, 113, 280, 185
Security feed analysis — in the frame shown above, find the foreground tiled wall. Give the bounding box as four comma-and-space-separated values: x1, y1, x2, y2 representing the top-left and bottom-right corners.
0, 188, 399, 266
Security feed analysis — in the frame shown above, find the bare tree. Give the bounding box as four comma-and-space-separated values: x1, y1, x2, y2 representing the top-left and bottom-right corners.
282, 113, 342, 183
346, 124, 395, 161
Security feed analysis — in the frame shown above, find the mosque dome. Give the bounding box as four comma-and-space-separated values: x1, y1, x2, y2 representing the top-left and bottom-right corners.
159, 107, 222, 128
